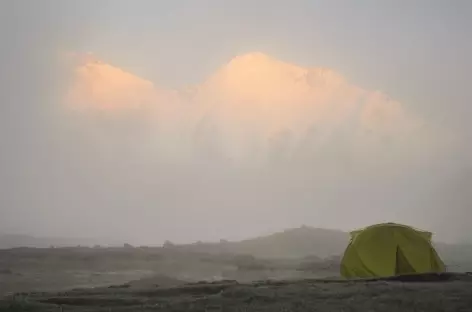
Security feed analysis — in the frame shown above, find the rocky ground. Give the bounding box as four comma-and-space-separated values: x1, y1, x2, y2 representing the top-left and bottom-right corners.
2, 273, 472, 312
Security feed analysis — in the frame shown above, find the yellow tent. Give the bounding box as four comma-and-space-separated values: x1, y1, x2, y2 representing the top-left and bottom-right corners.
340, 223, 445, 278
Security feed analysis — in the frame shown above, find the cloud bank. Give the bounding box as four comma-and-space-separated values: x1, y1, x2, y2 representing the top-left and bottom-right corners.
40, 51, 464, 244
65, 52, 447, 167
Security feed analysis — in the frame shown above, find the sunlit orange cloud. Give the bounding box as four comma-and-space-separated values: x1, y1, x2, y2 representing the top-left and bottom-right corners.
63, 51, 440, 164
65, 54, 156, 111
195, 53, 416, 136
190, 53, 425, 160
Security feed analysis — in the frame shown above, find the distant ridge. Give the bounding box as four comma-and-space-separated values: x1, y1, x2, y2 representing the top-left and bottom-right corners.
3, 227, 472, 266
173, 226, 350, 259
0, 234, 118, 249
172, 226, 472, 264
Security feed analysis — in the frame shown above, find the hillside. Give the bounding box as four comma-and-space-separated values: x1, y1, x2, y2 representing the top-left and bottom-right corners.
173, 226, 472, 266
1, 226, 472, 296
172, 226, 349, 259
3, 226, 472, 266
230, 226, 349, 258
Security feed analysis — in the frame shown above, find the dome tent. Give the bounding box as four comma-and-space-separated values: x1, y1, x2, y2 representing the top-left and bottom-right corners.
340, 223, 445, 278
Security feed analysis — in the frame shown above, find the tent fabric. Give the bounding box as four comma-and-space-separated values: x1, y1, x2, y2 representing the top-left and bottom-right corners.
340, 223, 445, 278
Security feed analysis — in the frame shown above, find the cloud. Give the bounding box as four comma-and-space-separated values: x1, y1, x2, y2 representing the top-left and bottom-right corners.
65, 53, 157, 111
52, 51, 467, 242
64, 52, 448, 170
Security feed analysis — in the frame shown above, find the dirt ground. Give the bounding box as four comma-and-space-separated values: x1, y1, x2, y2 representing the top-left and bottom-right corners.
2, 248, 472, 311
2, 275, 472, 312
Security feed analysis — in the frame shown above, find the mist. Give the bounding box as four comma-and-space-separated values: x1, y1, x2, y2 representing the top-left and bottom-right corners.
1, 0, 471, 245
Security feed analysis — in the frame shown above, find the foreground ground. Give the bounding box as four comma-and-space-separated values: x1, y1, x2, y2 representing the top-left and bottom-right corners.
2, 274, 472, 312
0, 247, 339, 296
2, 247, 472, 311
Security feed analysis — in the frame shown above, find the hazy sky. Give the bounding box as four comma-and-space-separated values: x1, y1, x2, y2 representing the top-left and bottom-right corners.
1, 0, 471, 244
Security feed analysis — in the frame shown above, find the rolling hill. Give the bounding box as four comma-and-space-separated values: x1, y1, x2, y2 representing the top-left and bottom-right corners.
173, 225, 472, 266
3, 226, 472, 268
172, 226, 349, 259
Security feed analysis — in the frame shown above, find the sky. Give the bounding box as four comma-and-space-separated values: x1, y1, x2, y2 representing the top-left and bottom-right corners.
1, 0, 471, 245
